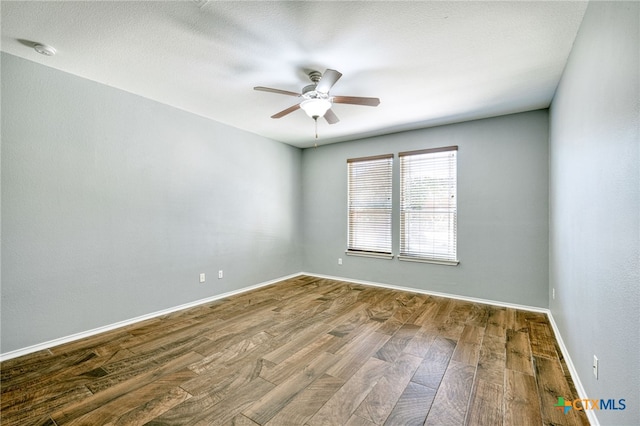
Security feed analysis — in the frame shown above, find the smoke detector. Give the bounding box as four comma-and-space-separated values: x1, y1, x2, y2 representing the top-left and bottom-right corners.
33, 44, 56, 56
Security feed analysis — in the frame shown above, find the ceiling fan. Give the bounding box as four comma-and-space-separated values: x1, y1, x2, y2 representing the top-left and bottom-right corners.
254, 69, 380, 127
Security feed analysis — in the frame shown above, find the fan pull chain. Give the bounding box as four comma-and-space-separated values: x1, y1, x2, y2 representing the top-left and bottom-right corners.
314, 116, 319, 139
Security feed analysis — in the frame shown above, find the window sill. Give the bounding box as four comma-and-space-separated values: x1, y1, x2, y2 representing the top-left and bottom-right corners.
398, 255, 459, 266
345, 250, 394, 260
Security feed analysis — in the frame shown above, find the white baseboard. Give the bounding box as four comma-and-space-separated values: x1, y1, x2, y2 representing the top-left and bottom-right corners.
546, 313, 598, 426
302, 271, 549, 313
0, 272, 303, 362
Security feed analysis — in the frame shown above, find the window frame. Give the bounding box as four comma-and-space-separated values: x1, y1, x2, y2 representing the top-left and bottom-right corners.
398, 146, 459, 265
346, 154, 394, 259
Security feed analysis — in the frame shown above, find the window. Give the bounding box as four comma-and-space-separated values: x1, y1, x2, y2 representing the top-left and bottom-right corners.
347, 154, 393, 258
399, 146, 458, 265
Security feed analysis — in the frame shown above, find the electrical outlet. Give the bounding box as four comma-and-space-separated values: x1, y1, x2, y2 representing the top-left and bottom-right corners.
218, 270, 223, 279
552, 288, 555, 300
199, 273, 205, 283
338, 258, 342, 265
593, 355, 599, 379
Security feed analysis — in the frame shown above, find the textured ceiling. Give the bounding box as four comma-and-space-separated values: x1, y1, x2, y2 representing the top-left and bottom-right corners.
1, 1, 588, 148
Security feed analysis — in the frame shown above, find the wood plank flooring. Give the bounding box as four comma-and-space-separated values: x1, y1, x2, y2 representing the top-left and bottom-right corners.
0, 276, 588, 425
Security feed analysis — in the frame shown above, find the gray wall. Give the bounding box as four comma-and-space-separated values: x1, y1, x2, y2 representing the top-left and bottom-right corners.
1, 53, 302, 353
549, 2, 639, 424
302, 110, 549, 307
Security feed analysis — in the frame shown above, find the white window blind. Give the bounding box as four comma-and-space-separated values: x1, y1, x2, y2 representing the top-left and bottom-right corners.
347, 154, 393, 256
399, 146, 458, 264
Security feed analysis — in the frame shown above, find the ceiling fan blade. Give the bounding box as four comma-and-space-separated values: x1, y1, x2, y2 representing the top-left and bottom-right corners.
271, 103, 301, 119
254, 86, 301, 97
316, 69, 342, 93
333, 96, 380, 107
324, 108, 340, 124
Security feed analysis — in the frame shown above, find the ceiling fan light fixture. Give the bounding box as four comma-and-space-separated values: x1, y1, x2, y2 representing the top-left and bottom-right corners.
300, 98, 331, 119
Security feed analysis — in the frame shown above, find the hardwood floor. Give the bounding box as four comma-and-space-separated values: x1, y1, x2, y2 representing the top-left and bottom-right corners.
0, 276, 588, 425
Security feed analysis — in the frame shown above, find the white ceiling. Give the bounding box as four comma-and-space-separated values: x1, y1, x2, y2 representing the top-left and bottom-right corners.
1, 1, 588, 148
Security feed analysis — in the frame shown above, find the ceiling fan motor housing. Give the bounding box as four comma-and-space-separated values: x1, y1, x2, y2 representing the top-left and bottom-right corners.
308, 70, 322, 83
302, 84, 329, 100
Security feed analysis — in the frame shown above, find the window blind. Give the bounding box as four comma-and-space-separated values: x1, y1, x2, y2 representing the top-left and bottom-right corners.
399, 146, 458, 264
347, 154, 393, 255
